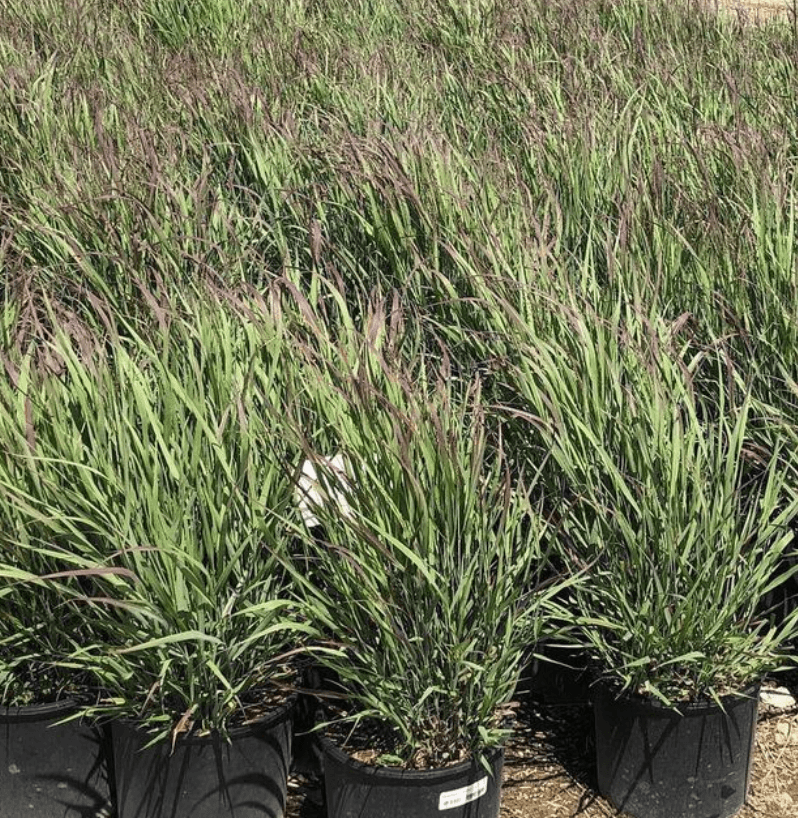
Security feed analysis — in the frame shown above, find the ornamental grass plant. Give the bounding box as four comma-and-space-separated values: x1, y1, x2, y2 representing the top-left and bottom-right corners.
0, 561, 113, 707
0, 0, 797, 771
280, 309, 572, 768
0, 297, 136, 707
1, 0, 796, 399
0, 290, 307, 742
502, 298, 798, 706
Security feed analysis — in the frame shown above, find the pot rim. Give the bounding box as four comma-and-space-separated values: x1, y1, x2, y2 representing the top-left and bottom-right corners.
0, 696, 78, 723
112, 692, 298, 746
592, 675, 761, 714
317, 729, 504, 781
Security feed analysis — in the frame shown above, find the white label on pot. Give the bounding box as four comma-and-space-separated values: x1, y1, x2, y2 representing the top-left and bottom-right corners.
438, 776, 488, 810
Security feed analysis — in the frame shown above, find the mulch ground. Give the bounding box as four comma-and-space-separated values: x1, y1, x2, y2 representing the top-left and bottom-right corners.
286, 671, 798, 818
712, 0, 796, 22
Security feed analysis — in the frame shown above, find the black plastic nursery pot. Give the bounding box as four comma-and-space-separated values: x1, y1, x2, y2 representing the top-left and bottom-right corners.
593, 680, 759, 818
0, 698, 112, 817
760, 545, 798, 637
291, 661, 344, 778
517, 642, 592, 705
319, 734, 504, 818
112, 695, 296, 818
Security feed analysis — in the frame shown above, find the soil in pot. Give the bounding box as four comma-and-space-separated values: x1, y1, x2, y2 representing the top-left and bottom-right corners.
112, 695, 295, 818
0, 698, 113, 817
318, 718, 505, 818
593, 680, 759, 818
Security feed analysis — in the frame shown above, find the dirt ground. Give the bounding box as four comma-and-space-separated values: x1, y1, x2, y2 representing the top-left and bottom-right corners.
712, 0, 796, 22
285, 672, 798, 818
495, 693, 798, 818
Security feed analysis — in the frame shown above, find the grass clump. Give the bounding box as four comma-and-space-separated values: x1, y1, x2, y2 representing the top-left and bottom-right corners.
0, 290, 307, 740
503, 300, 798, 704
281, 313, 571, 766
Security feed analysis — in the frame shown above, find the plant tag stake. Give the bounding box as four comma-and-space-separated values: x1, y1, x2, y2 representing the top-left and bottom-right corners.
295, 454, 351, 529
438, 776, 488, 811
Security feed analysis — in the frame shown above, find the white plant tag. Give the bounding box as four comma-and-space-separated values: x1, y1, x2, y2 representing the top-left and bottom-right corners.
295, 454, 352, 529
438, 776, 488, 811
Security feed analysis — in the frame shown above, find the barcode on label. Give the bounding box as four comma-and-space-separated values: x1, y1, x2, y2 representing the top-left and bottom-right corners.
438, 776, 488, 811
